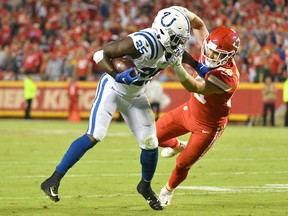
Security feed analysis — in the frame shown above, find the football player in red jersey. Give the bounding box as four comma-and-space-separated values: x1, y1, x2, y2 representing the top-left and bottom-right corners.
157, 26, 241, 206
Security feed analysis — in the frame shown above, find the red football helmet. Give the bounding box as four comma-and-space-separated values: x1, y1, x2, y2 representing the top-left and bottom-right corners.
201, 27, 240, 68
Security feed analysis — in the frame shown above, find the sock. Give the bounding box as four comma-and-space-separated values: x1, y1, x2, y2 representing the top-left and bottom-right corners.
140, 148, 158, 182
165, 184, 174, 192
56, 134, 95, 175
50, 170, 64, 181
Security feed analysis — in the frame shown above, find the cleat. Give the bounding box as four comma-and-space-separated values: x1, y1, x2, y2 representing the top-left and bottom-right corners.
137, 180, 163, 210
41, 178, 60, 202
161, 141, 187, 158
159, 186, 174, 206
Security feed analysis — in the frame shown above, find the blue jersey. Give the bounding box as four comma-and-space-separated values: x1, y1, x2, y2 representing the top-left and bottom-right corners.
114, 28, 169, 97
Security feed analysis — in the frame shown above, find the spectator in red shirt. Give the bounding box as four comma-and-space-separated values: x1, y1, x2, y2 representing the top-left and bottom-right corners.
22, 44, 42, 74
44, 7, 61, 38
29, 23, 43, 43
75, 46, 92, 81
268, 47, 284, 82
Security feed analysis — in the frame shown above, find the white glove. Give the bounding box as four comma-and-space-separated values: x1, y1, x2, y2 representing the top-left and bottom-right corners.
168, 54, 183, 70
168, 54, 190, 82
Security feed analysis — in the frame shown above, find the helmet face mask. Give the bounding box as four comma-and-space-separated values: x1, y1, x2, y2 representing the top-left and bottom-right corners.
152, 8, 190, 56
201, 27, 240, 68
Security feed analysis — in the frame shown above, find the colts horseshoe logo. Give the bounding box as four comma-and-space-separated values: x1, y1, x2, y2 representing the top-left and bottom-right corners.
161, 12, 176, 27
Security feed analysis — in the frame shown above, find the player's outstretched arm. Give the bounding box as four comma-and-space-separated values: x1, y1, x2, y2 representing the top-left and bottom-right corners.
170, 6, 209, 46
169, 56, 222, 95
182, 51, 210, 78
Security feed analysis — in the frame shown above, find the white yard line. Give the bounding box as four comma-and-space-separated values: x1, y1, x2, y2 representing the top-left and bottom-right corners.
0, 184, 287, 201
177, 184, 288, 193
1, 170, 288, 179
1, 156, 287, 166
0, 129, 133, 136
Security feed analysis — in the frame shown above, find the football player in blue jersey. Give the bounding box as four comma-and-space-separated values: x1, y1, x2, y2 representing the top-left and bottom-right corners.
41, 6, 209, 210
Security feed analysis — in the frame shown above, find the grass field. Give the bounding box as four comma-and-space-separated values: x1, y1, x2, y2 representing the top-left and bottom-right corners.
0, 119, 287, 216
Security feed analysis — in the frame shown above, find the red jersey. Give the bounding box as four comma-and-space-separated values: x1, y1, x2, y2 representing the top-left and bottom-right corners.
23, 52, 41, 71
67, 82, 79, 100
76, 58, 89, 75
188, 60, 239, 128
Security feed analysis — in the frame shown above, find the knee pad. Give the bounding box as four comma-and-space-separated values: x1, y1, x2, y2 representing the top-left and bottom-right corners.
139, 135, 158, 150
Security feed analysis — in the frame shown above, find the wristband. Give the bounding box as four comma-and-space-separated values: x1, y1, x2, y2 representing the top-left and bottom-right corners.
110, 70, 118, 78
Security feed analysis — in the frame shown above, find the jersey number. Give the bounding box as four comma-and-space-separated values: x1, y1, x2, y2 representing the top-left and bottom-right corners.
136, 40, 148, 54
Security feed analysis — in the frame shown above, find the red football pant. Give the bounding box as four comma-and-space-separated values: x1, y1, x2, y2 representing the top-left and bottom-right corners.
156, 102, 225, 189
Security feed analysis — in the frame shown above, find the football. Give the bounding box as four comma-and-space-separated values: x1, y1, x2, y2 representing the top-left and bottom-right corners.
112, 57, 138, 77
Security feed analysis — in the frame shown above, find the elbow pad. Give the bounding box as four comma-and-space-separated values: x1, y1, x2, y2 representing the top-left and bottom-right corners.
93, 50, 104, 64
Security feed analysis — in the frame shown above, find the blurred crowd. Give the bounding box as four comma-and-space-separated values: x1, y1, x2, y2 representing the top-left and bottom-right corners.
0, 0, 287, 83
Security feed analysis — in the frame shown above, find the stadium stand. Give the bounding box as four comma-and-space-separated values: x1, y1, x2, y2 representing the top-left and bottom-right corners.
0, 0, 287, 82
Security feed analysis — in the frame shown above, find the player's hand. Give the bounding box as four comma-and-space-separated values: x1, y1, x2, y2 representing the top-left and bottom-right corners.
168, 54, 183, 70
115, 67, 140, 85
194, 61, 210, 78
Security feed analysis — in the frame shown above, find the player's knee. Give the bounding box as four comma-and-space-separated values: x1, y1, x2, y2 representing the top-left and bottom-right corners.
139, 135, 158, 150
176, 158, 191, 170
92, 126, 107, 141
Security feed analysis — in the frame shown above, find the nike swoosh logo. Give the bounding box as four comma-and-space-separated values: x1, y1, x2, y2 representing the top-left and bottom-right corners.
121, 78, 126, 83
49, 187, 58, 197
202, 130, 209, 134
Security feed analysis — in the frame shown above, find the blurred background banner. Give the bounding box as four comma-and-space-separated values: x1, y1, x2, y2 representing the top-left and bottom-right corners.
0, 81, 284, 122
0, 1, 287, 125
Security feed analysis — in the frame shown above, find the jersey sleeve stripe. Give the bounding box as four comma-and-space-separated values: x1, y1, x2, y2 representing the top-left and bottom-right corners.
208, 75, 232, 92
135, 32, 156, 59
142, 31, 159, 59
